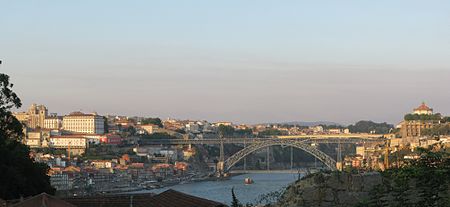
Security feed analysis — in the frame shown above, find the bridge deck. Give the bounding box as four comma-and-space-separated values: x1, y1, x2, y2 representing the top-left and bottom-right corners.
140, 136, 386, 145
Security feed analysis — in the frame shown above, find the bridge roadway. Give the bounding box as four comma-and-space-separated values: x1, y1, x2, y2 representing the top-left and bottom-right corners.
142, 134, 386, 145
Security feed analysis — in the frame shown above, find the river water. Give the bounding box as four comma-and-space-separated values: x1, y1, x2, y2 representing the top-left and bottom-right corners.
133, 173, 300, 205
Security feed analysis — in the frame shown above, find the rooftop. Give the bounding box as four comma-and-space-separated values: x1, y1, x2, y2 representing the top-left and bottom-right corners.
63, 189, 225, 207
10, 193, 76, 207
414, 102, 433, 111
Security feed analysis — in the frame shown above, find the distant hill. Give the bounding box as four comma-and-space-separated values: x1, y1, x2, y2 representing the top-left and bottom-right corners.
261, 121, 343, 127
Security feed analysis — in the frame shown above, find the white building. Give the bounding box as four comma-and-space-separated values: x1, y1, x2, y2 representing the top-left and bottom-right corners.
49, 135, 87, 155
44, 117, 62, 129
63, 112, 105, 134
310, 126, 324, 133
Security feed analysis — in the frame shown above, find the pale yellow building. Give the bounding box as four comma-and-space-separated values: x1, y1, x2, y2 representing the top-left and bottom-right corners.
63, 112, 105, 134
44, 116, 62, 129
141, 124, 158, 134
13, 104, 48, 129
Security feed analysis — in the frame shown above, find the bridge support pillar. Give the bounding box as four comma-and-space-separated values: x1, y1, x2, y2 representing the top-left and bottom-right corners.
336, 140, 343, 171
216, 161, 225, 176
290, 146, 293, 170
217, 139, 225, 177
266, 146, 270, 171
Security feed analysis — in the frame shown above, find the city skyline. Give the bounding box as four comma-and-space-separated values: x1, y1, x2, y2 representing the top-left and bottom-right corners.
2, 0, 450, 124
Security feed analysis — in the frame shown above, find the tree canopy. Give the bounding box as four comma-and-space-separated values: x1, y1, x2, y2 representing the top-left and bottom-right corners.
0, 73, 55, 200
140, 117, 163, 127
404, 113, 442, 121
422, 124, 450, 137
348, 120, 393, 134
364, 148, 450, 207
218, 125, 254, 138
258, 129, 287, 137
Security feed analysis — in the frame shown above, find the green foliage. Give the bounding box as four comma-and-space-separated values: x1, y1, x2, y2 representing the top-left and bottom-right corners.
218, 125, 253, 138
258, 129, 286, 137
235, 128, 253, 137
103, 116, 109, 133
231, 187, 242, 207
422, 124, 450, 136
255, 190, 284, 205
141, 117, 163, 127
348, 120, 393, 134
319, 124, 346, 130
363, 148, 450, 207
0, 73, 55, 200
442, 117, 450, 123
218, 125, 235, 137
404, 113, 441, 121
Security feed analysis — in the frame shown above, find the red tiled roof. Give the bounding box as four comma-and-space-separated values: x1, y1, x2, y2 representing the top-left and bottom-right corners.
414, 102, 432, 111
10, 193, 76, 207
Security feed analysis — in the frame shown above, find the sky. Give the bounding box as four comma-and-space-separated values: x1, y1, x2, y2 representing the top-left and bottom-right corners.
1, 0, 449, 125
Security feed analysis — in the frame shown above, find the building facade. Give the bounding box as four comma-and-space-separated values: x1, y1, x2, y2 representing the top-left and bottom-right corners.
63, 112, 105, 134
400, 102, 439, 138
13, 104, 48, 128
44, 116, 62, 129
413, 102, 433, 115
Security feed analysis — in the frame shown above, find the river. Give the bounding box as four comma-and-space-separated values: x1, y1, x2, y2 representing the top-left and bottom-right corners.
131, 173, 301, 205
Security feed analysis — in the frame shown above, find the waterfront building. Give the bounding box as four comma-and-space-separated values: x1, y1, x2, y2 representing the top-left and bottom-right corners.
63, 112, 105, 134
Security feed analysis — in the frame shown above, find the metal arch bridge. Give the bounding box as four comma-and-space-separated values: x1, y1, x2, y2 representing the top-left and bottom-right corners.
223, 138, 338, 172
141, 134, 386, 174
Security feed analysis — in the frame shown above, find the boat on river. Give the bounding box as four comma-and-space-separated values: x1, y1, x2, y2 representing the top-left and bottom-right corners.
244, 177, 253, 184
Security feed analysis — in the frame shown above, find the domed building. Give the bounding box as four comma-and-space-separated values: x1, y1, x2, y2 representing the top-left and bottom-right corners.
400, 102, 439, 138
413, 102, 433, 115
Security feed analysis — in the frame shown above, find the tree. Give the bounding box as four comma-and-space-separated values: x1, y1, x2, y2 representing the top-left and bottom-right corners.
141, 117, 163, 127
0, 73, 55, 200
218, 125, 235, 137
348, 120, 393, 134
258, 129, 286, 137
231, 187, 242, 207
103, 116, 109, 133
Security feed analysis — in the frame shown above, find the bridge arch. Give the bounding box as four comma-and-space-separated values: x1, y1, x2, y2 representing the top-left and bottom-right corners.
223, 139, 337, 172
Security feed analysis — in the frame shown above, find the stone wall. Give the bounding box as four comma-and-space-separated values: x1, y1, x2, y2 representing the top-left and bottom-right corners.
275, 172, 382, 207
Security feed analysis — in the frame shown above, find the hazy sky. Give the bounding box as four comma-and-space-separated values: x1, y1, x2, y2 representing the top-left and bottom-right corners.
1, 0, 449, 125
